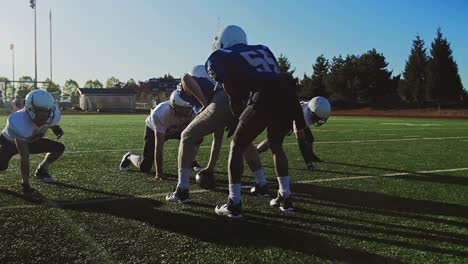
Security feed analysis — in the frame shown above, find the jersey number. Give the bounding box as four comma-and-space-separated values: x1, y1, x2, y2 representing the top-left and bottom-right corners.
240, 49, 279, 74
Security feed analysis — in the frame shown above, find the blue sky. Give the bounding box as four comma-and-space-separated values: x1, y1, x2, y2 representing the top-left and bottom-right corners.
0, 0, 467, 88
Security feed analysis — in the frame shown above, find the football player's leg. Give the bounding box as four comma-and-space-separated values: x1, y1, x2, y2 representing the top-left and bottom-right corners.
229, 105, 268, 200
244, 143, 270, 197
0, 135, 18, 172
137, 126, 155, 173
267, 118, 295, 211
177, 91, 230, 188
29, 138, 65, 183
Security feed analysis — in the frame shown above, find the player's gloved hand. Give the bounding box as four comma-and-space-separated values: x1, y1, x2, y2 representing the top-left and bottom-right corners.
306, 162, 315, 171
51, 125, 64, 139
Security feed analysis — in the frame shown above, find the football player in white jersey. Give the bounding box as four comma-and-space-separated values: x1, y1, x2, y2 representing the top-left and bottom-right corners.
0, 89, 65, 196
257, 96, 331, 171
119, 90, 200, 180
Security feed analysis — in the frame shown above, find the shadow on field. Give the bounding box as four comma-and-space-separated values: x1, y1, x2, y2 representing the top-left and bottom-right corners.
291, 183, 468, 257
58, 198, 399, 264
51, 182, 133, 197
321, 161, 468, 186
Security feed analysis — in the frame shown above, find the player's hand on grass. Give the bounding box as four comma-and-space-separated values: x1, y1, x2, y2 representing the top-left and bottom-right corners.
306, 162, 315, 171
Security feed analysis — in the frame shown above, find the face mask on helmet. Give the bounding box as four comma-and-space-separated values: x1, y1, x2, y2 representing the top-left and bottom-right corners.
310, 112, 327, 126
169, 90, 193, 118
212, 25, 247, 51
25, 89, 56, 125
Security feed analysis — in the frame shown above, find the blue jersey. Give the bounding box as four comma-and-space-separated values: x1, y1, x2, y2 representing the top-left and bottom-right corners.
178, 76, 215, 113
205, 44, 279, 88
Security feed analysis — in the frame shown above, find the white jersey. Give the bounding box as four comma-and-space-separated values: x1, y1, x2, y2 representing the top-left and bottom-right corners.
293, 101, 311, 132
1, 107, 61, 142
145, 101, 195, 135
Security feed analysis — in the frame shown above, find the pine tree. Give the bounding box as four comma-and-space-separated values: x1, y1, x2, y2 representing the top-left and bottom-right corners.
426, 28, 464, 105
401, 35, 428, 106
309, 55, 329, 97
277, 54, 299, 92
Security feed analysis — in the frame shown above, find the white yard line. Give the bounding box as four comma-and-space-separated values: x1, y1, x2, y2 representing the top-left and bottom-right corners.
1, 168, 467, 210
298, 167, 468, 184
64, 136, 468, 154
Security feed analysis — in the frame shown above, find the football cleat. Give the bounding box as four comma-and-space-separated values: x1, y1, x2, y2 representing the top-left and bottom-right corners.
119, 151, 133, 171
270, 192, 294, 212
215, 198, 243, 219
35, 167, 55, 183
165, 186, 191, 204
250, 183, 270, 197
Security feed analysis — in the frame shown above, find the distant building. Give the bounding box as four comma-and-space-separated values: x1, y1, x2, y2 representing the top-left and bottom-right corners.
145, 78, 181, 93
78, 88, 137, 112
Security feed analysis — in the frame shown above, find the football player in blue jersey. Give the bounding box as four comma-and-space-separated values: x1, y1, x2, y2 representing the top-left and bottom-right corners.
206, 25, 306, 218
166, 65, 271, 203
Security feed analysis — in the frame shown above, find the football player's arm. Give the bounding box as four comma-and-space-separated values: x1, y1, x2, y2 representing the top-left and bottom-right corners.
205, 129, 224, 172
181, 74, 208, 108
154, 131, 166, 178
51, 125, 64, 139
296, 127, 314, 167
15, 139, 31, 186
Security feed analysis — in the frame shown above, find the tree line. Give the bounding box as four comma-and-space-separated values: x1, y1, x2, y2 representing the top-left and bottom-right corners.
1, 29, 464, 108
281, 28, 465, 108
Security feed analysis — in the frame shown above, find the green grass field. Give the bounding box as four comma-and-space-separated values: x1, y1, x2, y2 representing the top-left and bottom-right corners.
1, 114, 467, 263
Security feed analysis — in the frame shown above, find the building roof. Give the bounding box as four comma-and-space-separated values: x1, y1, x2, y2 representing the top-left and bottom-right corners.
78, 88, 137, 95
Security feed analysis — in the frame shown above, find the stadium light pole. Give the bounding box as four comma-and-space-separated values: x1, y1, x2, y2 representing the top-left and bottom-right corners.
30, 0, 37, 89
10, 44, 15, 85
49, 9, 52, 83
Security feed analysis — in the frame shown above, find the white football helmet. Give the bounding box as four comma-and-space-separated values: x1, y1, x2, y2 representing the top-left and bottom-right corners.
25, 89, 56, 124
308, 96, 331, 126
169, 90, 193, 117
189, 65, 210, 79
212, 25, 247, 51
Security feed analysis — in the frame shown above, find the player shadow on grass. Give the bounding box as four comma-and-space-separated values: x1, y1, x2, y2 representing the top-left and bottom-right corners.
58, 197, 399, 264
320, 160, 468, 187
0, 188, 43, 204
293, 183, 468, 226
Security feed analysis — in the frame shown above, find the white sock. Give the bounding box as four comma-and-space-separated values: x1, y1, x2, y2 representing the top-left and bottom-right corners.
277, 176, 291, 198
177, 168, 191, 190
129, 154, 141, 168
253, 169, 267, 186
228, 184, 241, 205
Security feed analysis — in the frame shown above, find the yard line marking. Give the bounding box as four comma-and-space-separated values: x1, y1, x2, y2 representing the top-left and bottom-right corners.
1, 168, 467, 211
402, 135, 420, 138
379, 134, 396, 136
380, 123, 442, 126
298, 167, 468, 184
63, 136, 468, 154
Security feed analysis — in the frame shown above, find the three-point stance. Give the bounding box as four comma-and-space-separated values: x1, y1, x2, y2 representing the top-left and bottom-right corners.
0, 89, 65, 196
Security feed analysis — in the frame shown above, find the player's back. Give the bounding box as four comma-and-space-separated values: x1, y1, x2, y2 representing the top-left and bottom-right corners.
207, 44, 280, 92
